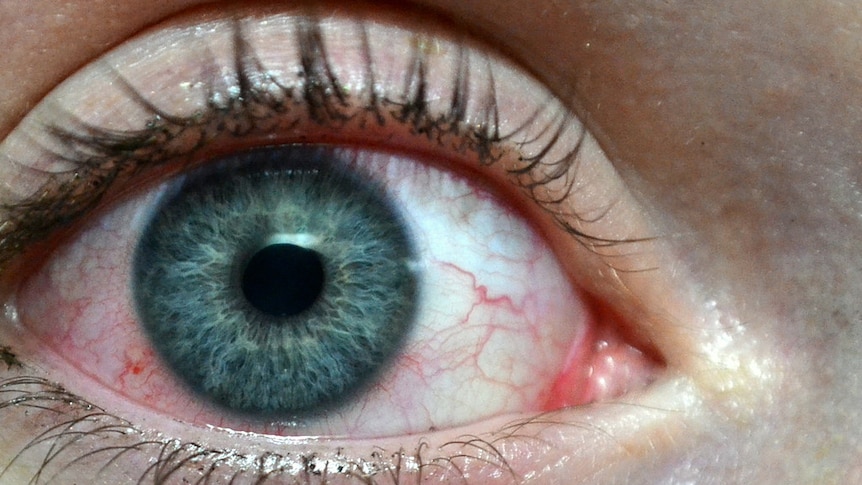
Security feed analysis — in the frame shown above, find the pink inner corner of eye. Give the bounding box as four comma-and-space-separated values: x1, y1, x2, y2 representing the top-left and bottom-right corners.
542, 304, 662, 410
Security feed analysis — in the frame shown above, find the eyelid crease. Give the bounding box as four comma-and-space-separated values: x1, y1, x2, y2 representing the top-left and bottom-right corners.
0, 13, 640, 275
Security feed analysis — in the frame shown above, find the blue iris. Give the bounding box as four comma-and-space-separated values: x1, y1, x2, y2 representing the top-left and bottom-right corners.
132, 147, 418, 418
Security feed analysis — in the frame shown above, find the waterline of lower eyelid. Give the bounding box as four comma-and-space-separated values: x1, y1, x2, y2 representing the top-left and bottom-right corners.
0, 369, 700, 484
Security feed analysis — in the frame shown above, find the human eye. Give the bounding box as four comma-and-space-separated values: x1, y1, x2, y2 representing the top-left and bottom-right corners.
0, 3, 731, 484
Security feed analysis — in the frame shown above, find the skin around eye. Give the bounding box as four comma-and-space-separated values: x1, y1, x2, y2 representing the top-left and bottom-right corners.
0, 3, 760, 484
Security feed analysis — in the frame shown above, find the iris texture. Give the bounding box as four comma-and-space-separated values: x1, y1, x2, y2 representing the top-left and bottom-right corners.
132, 147, 417, 417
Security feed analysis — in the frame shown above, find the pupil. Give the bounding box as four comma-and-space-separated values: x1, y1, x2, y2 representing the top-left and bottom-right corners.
241, 243, 325, 317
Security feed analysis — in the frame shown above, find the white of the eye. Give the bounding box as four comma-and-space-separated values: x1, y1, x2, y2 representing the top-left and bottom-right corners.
299, 150, 590, 436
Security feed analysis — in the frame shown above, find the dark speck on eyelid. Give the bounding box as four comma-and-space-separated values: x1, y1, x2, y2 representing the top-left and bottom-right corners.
0, 345, 22, 370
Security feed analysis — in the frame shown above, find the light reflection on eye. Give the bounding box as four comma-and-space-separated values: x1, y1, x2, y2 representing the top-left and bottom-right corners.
0, 5, 675, 483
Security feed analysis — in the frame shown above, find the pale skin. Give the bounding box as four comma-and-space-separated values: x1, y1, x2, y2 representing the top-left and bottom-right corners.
0, 0, 860, 484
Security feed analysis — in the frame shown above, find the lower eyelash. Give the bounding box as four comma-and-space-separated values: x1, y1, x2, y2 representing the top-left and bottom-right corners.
0, 14, 614, 274
0, 374, 539, 484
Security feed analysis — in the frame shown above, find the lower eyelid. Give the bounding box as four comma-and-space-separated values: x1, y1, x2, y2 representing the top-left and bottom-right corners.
0, 367, 696, 484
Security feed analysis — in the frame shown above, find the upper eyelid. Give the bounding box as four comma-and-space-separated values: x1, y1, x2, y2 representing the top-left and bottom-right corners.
0, 12, 633, 273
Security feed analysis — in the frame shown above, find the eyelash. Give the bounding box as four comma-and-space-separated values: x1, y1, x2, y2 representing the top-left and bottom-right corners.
0, 16, 621, 275
1, 375, 566, 483
0, 13, 637, 484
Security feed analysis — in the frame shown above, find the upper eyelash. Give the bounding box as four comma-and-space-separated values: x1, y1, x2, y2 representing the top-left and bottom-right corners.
0, 15, 628, 272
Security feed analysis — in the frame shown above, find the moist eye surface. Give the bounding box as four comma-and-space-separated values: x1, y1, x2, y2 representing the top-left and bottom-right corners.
132, 146, 418, 417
